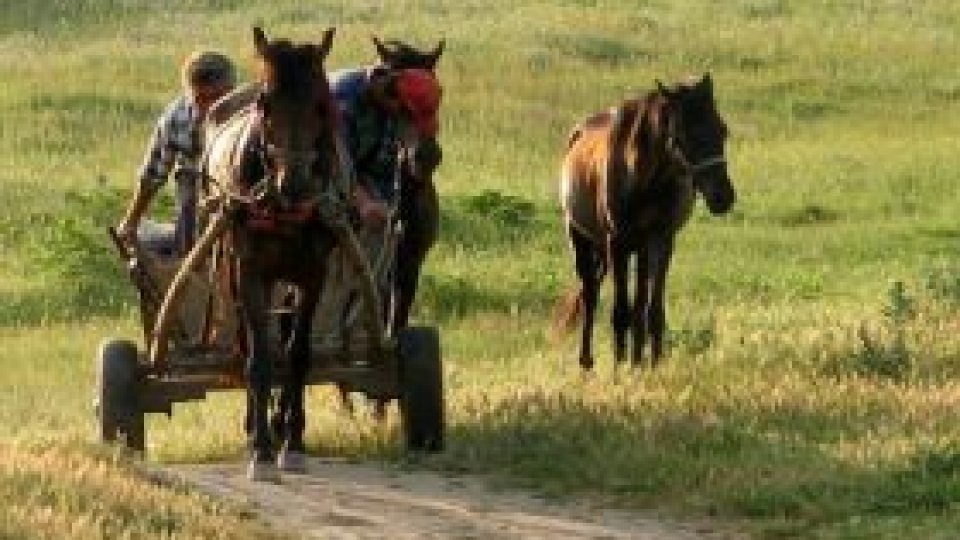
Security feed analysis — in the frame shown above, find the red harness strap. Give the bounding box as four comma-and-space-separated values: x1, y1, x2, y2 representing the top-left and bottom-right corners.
246, 201, 317, 233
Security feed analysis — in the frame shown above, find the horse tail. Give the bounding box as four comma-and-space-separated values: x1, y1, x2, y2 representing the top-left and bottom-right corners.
549, 285, 583, 342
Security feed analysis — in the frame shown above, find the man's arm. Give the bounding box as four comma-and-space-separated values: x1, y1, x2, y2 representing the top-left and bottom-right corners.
117, 108, 177, 241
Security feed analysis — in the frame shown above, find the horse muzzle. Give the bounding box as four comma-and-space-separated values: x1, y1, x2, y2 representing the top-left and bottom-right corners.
702, 179, 735, 215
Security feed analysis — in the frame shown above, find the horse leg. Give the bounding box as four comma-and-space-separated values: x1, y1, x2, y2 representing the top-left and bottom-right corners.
393, 177, 438, 334
571, 227, 600, 371
392, 240, 424, 334
278, 282, 319, 473
648, 235, 675, 364
631, 242, 650, 366
271, 289, 296, 443
270, 387, 289, 444
368, 237, 428, 422
610, 237, 631, 367
237, 272, 279, 482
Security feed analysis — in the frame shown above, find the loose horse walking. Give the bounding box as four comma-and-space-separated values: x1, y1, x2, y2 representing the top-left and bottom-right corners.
554, 74, 736, 370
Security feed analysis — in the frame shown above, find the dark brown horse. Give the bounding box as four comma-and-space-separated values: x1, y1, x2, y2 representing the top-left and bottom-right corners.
371, 36, 444, 333
204, 27, 340, 481
554, 74, 735, 370
335, 38, 445, 420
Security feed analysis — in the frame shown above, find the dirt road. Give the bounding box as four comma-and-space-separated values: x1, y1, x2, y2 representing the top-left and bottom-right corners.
169, 457, 740, 539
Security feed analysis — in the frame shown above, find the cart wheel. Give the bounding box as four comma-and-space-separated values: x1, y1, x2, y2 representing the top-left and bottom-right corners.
95, 339, 145, 452
398, 326, 444, 452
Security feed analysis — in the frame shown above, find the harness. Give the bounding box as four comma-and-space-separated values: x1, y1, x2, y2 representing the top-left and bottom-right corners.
245, 201, 318, 232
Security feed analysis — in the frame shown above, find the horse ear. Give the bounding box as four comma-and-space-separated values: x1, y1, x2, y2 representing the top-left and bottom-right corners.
429, 39, 445, 69
656, 79, 673, 98
372, 35, 392, 63
317, 27, 335, 60
700, 72, 713, 93
253, 26, 268, 56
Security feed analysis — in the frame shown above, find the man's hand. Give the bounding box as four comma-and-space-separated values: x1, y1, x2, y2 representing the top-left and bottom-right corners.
115, 217, 139, 247
117, 180, 158, 247
353, 186, 389, 228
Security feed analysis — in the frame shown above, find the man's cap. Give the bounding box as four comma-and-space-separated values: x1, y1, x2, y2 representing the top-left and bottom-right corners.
395, 68, 441, 137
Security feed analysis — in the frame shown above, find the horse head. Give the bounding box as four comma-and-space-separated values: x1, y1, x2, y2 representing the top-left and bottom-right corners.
371, 37, 445, 184
656, 74, 735, 215
373, 36, 445, 71
252, 26, 337, 206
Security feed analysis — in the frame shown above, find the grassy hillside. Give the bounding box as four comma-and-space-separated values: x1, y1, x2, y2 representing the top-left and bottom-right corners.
1, 1, 959, 538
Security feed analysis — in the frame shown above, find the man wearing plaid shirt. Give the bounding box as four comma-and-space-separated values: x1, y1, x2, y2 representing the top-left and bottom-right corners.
117, 51, 236, 255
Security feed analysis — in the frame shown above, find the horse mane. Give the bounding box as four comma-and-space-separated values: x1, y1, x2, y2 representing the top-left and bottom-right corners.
613, 90, 674, 191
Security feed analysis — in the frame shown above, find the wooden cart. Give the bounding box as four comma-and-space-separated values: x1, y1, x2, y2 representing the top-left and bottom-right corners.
94, 209, 443, 454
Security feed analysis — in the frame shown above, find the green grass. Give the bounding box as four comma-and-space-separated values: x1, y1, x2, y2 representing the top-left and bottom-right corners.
2, 0, 960, 538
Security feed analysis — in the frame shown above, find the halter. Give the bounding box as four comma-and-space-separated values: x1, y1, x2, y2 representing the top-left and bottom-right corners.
664, 124, 726, 176
686, 154, 727, 173
657, 86, 727, 177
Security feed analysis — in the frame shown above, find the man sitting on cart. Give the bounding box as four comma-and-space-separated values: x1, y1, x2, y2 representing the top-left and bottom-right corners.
116, 51, 237, 255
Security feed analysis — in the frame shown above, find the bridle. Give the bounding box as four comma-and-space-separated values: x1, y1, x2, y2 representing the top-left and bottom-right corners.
252, 106, 327, 200
660, 94, 726, 177
200, 104, 350, 231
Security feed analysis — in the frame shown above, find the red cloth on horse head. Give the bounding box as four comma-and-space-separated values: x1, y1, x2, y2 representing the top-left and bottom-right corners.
395, 68, 441, 138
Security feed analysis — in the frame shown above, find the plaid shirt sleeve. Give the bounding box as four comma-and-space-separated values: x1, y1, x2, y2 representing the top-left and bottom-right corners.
137, 96, 197, 189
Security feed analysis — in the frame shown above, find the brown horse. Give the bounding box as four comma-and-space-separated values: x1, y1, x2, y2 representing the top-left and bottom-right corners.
204, 26, 341, 481
553, 74, 735, 370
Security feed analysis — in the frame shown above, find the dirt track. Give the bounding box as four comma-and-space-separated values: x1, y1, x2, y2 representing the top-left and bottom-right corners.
169, 457, 741, 539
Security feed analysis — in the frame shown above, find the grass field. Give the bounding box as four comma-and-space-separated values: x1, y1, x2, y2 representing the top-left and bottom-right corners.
2, 1, 960, 538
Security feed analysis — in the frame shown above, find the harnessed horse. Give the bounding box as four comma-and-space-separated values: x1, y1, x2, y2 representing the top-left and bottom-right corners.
334, 38, 445, 419
200, 26, 345, 481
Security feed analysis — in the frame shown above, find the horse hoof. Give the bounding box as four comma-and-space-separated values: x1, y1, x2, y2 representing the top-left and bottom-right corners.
371, 401, 388, 422
338, 397, 356, 418
578, 356, 595, 371
277, 449, 308, 473
247, 458, 281, 483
